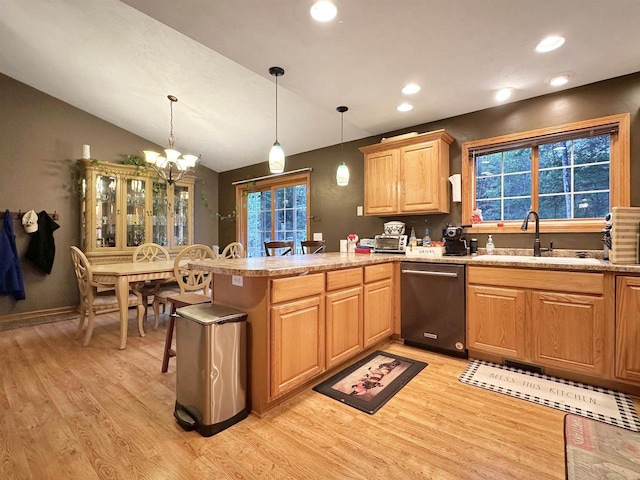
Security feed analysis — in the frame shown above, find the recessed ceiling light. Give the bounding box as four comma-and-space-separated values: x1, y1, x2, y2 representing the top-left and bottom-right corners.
494, 87, 514, 102
548, 73, 571, 87
397, 103, 413, 112
310, 1, 337, 22
402, 83, 421, 95
536, 35, 565, 53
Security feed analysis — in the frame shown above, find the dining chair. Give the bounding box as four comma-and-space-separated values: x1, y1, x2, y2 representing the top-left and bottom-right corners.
264, 241, 294, 256
162, 244, 216, 372
70, 246, 145, 347
221, 241, 245, 259
132, 243, 180, 329
300, 240, 326, 254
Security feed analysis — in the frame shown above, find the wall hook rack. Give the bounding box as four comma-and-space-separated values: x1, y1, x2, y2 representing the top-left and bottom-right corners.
1, 210, 60, 221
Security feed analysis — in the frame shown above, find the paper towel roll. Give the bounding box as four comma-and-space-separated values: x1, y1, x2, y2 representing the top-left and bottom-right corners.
449, 173, 461, 203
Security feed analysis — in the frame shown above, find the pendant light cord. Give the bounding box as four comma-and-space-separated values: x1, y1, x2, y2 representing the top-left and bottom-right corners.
340, 110, 344, 159
274, 74, 278, 142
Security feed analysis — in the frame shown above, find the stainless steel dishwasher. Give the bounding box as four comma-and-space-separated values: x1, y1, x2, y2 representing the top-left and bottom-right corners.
400, 262, 467, 358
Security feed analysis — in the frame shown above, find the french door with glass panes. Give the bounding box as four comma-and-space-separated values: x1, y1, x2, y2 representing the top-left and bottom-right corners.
237, 173, 310, 257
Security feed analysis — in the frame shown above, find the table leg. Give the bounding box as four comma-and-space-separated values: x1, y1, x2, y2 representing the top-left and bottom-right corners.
116, 276, 129, 350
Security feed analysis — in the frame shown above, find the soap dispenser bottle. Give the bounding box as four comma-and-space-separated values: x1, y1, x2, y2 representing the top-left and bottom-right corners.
486, 235, 495, 255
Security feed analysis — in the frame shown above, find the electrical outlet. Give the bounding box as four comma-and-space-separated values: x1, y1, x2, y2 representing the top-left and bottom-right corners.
357, 206, 363, 216
313, 232, 323, 241
232, 275, 243, 287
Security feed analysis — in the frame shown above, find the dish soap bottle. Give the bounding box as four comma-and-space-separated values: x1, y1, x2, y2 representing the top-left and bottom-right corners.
423, 228, 431, 247
409, 227, 417, 248
486, 235, 495, 255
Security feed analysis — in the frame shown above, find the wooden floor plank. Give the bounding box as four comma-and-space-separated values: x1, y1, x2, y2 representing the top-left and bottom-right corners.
2, 310, 636, 479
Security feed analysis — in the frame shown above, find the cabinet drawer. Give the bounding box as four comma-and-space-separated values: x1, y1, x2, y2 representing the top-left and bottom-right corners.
326, 267, 363, 291
271, 273, 324, 304
364, 263, 393, 283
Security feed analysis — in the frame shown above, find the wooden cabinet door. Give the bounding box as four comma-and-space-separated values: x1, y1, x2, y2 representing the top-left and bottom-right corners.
531, 291, 605, 376
467, 285, 526, 359
363, 278, 393, 347
399, 140, 448, 213
364, 149, 398, 215
326, 286, 363, 368
270, 296, 325, 399
615, 276, 640, 382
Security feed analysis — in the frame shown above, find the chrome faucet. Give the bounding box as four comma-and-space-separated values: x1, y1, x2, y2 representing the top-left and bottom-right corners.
521, 209, 552, 257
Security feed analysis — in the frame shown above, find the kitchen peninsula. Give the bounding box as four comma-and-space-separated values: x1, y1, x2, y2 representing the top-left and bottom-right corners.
191, 252, 640, 416
191, 253, 400, 415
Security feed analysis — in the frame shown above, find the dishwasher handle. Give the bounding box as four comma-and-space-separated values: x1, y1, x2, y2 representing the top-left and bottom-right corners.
401, 268, 459, 278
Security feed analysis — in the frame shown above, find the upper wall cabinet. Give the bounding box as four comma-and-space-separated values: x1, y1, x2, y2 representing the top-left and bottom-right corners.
359, 130, 454, 216
78, 160, 194, 263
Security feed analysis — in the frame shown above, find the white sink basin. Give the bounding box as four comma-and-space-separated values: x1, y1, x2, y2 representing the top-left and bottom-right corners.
473, 255, 601, 265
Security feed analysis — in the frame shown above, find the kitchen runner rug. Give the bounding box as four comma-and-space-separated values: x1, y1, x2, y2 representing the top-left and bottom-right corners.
313, 351, 427, 414
459, 360, 640, 432
565, 414, 640, 479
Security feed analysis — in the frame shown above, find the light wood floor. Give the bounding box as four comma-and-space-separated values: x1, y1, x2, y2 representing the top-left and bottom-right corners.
1, 309, 606, 479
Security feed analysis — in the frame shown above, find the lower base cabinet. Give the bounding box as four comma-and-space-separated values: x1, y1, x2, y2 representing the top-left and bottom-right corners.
363, 278, 393, 347
467, 266, 609, 377
326, 286, 363, 369
270, 295, 325, 398
615, 276, 640, 382
467, 284, 526, 359
269, 263, 394, 401
531, 291, 604, 376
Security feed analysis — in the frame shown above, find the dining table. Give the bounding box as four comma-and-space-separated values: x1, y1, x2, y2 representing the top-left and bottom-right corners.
91, 260, 178, 349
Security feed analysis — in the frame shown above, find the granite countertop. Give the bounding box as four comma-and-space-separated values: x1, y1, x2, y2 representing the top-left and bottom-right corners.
189, 252, 400, 277
189, 250, 640, 276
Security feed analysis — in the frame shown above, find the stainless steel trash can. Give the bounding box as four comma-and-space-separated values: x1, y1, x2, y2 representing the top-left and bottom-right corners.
173, 303, 248, 437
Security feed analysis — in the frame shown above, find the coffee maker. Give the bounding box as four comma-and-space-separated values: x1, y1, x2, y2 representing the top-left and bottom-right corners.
443, 224, 469, 256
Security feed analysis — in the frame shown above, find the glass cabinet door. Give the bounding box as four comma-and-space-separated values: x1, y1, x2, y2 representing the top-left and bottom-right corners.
152, 181, 168, 247
125, 178, 147, 247
173, 185, 190, 247
95, 174, 117, 249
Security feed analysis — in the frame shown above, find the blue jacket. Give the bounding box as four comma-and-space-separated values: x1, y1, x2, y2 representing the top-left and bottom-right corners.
0, 210, 26, 300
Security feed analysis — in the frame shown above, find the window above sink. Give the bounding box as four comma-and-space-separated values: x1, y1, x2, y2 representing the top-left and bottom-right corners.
461, 113, 630, 234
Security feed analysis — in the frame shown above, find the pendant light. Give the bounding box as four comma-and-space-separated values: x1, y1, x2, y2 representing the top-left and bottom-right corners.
336, 106, 349, 186
268, 66, 285, 173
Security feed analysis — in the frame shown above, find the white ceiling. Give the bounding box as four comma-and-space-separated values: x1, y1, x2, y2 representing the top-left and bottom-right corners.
2, 0, 640, 173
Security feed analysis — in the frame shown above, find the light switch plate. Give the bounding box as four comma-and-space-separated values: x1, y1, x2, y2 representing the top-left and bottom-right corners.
232, 275, 243, 287
313, 232, 323, 241
357, 206, 363, 216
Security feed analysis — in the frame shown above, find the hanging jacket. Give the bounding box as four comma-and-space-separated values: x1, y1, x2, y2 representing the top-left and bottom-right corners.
25, 211, 60, 275
0, 210, 26, 300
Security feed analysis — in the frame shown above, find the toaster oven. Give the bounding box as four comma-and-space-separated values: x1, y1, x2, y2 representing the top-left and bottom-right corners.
373, 234, 408, 253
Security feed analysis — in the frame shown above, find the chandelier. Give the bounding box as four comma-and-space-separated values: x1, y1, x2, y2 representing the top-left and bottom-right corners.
144, 95, 199, 185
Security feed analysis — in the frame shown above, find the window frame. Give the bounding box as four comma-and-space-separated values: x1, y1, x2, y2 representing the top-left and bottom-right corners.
235, 172, 311, 256
461, 113, 630, 234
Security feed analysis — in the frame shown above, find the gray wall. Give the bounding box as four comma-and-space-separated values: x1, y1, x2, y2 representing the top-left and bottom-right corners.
0, 73, 219, 318
219, 72, 640, 251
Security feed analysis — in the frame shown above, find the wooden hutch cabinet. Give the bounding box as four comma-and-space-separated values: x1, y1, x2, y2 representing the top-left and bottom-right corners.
78, 159, 194, 263
359, 129, 454, 216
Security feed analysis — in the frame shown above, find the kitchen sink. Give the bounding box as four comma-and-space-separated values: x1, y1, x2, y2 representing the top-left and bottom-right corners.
473, 255, 602, 265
